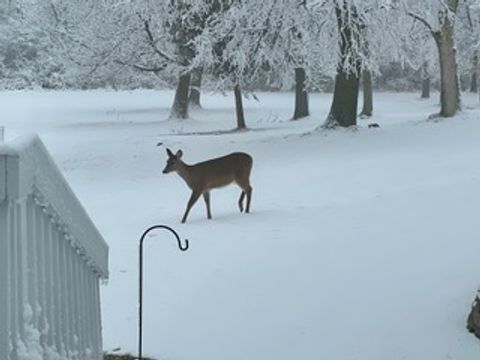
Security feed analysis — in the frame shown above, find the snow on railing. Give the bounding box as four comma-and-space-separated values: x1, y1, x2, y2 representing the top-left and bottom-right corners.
0, 134, 109, 360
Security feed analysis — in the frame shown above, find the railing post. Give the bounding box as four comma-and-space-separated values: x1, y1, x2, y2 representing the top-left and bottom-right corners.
138, 225, 189, 360
0, 200, 7, 360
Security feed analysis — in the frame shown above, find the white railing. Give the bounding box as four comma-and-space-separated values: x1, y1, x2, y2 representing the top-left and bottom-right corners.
0, 134, 109, 360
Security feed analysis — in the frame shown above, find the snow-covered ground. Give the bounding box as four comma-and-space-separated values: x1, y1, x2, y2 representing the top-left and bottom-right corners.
1, 90, 480, 360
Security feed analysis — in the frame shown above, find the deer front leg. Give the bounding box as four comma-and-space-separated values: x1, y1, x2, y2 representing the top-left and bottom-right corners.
182, 190, 202, 223
203, 192, 212, 219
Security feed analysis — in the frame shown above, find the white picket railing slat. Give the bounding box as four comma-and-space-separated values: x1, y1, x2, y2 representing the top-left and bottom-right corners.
1, 135, 109, 360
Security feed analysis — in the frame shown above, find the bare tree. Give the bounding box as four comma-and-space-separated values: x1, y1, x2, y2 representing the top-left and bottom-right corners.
360, 69, 373, 117
407, 0, 461, 117
324, 1, 362, 128
188, 67, 203, 108
421, 62, 431, 98
293, 67, 309, 120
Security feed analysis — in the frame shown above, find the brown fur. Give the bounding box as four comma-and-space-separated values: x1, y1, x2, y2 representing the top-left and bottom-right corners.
163, 149, 253, 223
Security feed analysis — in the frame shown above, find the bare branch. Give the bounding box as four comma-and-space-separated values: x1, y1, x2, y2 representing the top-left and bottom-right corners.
139, 15, 177, 64
407, 11, 435, 33
114, 59, 166, 73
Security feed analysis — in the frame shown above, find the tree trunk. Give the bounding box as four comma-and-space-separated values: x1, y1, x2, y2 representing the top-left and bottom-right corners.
188, 68, 202, 108
434, 29, 460, 117
471, 53, 478, 93
421, 62, 430, 99
170, 72, 191, 119
325, 2, 361, 128
360, 69, 373, 117
326, 70, 360, 128
234, 84, 246, 130
292, 67, 309, 120
421, 76, 431, 99
433, 0, 460, 117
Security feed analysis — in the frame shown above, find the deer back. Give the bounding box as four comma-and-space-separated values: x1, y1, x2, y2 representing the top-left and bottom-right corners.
186, 152, 252, 190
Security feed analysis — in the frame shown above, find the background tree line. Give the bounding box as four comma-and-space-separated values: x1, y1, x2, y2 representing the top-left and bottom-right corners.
1, 0, 479, 128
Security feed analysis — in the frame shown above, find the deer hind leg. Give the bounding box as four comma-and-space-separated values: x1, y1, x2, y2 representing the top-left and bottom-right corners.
203, 191, 212, 219
245, 185, 253, 213
182, 190, 202, 223
236, 178, 252, 214
238, 191, 245, 212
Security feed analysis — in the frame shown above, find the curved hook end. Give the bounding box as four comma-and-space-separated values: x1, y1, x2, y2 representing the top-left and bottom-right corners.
179, 238, 189, 251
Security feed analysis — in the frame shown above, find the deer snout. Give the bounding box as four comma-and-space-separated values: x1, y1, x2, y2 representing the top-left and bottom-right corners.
162, 165, 173, 174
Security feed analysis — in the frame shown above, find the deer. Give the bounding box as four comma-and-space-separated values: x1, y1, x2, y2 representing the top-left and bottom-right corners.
162, 148, 253, 223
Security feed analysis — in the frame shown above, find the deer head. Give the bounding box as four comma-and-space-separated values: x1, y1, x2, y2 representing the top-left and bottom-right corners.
162, 148, 183, 174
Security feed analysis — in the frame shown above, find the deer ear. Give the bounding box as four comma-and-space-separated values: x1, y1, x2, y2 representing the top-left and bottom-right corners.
166, 148, 174, 158
176, 150, 183, 159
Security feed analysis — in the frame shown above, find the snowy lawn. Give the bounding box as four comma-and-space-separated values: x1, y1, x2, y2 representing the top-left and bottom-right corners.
1, 90, 480, 360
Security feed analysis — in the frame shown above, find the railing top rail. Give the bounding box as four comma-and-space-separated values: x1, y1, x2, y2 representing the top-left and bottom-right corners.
0, 133, 108, 278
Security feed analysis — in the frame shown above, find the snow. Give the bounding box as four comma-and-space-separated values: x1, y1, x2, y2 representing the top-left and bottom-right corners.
17, 304, 42, 360
1, 90, 480, 360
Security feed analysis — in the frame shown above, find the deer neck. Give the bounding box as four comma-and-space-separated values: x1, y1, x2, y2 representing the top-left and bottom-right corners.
176, 161, 196, 189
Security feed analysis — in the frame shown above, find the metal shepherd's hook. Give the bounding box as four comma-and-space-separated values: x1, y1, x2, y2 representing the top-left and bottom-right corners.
138, 225, 189, 360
